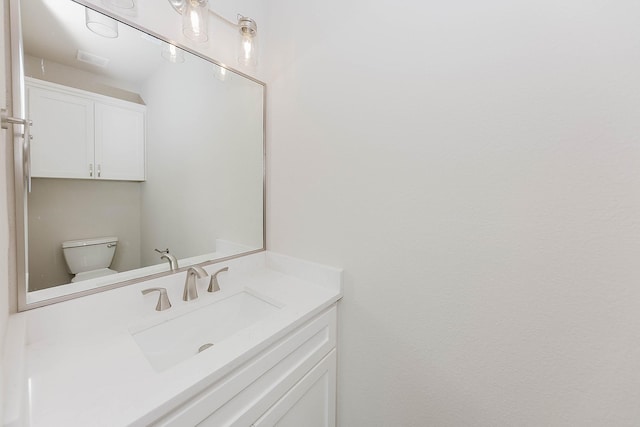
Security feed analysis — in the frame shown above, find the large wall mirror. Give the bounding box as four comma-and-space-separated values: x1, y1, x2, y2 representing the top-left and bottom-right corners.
15, 0, 265, 310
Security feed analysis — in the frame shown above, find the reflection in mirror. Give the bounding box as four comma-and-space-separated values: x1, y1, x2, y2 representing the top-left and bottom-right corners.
19, 0, 265, 307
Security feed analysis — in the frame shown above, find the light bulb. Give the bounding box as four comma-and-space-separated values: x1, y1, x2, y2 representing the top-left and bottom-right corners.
183, 0, 208, 42
237, 17, 258, 67
242, 37, 253, 61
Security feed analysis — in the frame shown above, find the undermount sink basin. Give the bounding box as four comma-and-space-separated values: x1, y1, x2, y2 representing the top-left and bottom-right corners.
131, 291, 281, 371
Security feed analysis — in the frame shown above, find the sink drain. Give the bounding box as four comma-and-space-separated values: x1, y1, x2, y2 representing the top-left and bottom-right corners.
198, 343, 214, 353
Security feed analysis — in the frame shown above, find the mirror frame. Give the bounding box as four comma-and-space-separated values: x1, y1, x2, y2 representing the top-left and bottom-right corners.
12, 0, 267, 311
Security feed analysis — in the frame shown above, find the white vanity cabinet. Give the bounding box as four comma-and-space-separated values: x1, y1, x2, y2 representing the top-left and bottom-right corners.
3, 252, 343, 427
150, 305, 338, 427
26, 77, 146, 181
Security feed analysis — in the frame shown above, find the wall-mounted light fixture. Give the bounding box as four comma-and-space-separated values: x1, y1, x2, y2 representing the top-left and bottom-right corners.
182, 0, 209, 42
168, 0, 258, 66
237, 16, 257, 67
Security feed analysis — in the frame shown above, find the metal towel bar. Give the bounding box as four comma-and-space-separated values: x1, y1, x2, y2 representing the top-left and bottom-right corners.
1, 108, 33, 192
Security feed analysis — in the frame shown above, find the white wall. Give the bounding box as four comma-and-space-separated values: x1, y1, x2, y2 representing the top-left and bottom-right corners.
262, 0, 640, 425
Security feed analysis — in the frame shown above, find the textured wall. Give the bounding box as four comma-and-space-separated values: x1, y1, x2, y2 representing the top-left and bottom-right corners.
262, 0, 640, 425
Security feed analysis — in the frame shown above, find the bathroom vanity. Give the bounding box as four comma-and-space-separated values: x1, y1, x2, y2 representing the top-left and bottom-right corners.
3, 252, 342, 426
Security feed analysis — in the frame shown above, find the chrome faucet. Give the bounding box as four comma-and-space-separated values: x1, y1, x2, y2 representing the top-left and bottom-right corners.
183, 266, 208, 301
155, 248, 179, 271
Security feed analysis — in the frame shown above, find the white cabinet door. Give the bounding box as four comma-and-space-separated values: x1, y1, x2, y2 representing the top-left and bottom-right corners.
252, 350, 337, 427
95, 102, 145, 181
28, 86, 94, 179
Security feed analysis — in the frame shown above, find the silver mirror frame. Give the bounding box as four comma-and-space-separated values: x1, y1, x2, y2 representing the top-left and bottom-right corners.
11, 0, 267, 311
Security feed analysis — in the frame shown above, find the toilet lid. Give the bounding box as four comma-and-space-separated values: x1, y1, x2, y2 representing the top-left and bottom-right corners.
71, 268, 118, 283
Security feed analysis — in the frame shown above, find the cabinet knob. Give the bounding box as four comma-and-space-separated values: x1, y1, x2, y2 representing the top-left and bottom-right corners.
97, 164, 101, 178
89, 163, 93, 177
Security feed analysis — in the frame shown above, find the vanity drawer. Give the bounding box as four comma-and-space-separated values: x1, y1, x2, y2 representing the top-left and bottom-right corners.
152, 305, 337, 426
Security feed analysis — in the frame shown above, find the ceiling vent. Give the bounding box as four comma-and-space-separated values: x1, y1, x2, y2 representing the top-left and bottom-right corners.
76, 50, 110, 68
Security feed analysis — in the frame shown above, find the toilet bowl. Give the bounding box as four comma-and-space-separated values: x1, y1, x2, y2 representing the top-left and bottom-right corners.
62, 236, 119, 282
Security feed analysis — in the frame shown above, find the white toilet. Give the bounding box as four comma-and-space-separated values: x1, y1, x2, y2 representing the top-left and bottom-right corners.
62, 236, 119, 282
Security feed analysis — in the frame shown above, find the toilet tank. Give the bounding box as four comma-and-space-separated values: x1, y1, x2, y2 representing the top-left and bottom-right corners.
62, 237, 118, 274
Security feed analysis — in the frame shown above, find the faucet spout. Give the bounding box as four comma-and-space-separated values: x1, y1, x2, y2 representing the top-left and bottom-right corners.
155, 248, 179, 271
183, 266, 208, 301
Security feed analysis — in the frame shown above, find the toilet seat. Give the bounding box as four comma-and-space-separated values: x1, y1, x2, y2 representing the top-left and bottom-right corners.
71, 268, 118, 283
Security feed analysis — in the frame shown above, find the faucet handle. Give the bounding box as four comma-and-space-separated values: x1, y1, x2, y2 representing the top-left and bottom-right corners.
141, 287, 172, 311
208, 267, 229, 293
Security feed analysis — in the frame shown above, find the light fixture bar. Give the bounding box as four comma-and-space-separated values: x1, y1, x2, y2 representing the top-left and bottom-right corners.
167, 0, 257, 36
167, 0, 258, 65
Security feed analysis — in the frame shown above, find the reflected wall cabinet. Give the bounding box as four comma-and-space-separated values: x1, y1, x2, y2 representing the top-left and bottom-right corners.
26, 77, 146, 181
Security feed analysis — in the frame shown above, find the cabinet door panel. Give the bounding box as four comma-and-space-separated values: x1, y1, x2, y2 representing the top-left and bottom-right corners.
95, 102, 145, 181
28, 86, 94, 179
252, 350, 337, 427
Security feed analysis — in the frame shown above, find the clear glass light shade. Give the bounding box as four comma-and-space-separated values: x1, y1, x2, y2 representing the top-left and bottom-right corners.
161, 43, 185, 63
183, 0, 209, 43
237, 26, 258, 67
85, 8, 118, 38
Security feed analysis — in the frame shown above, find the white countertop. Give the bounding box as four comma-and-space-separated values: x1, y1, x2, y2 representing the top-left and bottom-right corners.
4, 252, 342, 427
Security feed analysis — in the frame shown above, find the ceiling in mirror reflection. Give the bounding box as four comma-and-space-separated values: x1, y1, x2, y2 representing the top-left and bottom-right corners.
23, 0, 164, 83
